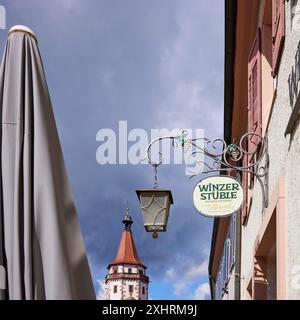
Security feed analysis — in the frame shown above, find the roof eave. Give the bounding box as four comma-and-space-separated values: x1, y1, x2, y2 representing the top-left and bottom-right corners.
223, 0, 237, 145
208, 0, 237, 300
107, 262, 147, 269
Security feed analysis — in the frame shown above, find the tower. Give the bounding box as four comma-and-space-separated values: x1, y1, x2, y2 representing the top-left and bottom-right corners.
105, 210, 149, 300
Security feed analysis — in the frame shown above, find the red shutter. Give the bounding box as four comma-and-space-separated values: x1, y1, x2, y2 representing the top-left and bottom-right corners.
248, 31, 262, 155
242, 155, 248, 225
272, 0, 285, 76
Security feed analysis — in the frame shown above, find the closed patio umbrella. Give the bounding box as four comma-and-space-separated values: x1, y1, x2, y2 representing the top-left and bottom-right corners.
0, 25, 96, 300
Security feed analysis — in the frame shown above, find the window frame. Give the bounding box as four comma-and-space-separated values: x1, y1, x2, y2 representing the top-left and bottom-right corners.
272, 0, 285, 76
229, 214, 236, 271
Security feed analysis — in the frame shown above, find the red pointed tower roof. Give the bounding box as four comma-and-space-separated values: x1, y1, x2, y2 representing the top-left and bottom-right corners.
110, 210, 145, 268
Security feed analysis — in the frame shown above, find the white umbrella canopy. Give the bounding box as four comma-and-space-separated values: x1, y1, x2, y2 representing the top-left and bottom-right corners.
0, 26, 96, 300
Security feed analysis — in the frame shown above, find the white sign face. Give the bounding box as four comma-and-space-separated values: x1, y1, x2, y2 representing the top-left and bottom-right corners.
193, 176, 243, 218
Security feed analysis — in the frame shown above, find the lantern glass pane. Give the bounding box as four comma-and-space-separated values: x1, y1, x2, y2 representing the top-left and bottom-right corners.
148, 199, 163, 216
137, 189, 173, 232
140, 193, 152, 207
154, 208, 166, 225
154, 193, 166, 206
142, 208, 155, 225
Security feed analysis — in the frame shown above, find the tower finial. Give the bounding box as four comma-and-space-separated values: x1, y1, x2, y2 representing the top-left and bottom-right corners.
123, 208, 133, 231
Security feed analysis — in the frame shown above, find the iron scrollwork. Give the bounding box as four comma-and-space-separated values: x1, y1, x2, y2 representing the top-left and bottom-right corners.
144, 130, 269, 209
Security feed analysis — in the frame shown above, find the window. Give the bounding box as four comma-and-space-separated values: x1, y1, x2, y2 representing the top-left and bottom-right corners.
272, 0, 285, 75
286, 42, 300, 134
288, 43, 300, 108
214, 238, 230, 300
261, 0, 274, 133
247, 31, 262, 192
129, 285, 133, 294
142, 287, 145, 295
114, 286, 117, 294
139, 270, 143, 275
224, 240, 230, 284
291, 0, 300, 30
229, 214, 236, 270
128, 268, 132, 274
215, 271, 222, 300
248, 30, 262, 150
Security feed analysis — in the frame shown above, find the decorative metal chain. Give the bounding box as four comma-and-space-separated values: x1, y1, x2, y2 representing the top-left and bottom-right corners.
153, 164, 158, 189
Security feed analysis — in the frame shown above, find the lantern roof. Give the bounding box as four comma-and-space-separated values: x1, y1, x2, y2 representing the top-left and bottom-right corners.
109, 210, 145, 268
136, 189, 174, 204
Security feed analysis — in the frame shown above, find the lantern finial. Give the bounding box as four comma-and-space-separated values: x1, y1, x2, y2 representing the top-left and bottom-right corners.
152, 230, 158, 239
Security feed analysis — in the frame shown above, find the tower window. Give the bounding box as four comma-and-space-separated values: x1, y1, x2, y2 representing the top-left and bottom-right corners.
114, 286, 117, 293
129, 285, 133, 293
142, 287, 145, 295
139, 270, 143, 275
128, 268, 132, 274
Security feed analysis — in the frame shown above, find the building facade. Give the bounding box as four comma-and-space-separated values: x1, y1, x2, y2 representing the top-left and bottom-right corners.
209, 0, 300, 300
105, 212, 149, 300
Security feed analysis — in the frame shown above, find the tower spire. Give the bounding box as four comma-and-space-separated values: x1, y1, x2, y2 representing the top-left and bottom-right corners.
122, 208, 133, 231
105, 207, 149, 300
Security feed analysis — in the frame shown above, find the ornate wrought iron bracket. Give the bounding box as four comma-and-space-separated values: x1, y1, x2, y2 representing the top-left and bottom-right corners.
144, 130, 269, 209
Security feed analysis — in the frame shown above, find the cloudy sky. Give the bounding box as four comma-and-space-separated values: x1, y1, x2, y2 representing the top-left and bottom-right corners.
0, 0, 224, 300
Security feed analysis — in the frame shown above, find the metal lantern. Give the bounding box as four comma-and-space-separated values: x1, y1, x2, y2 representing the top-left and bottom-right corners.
136, 189, 173, 239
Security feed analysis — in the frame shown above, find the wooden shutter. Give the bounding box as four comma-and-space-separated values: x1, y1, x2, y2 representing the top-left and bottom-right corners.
272, 0, 285, 76
242, 155, 248, 225
248, 31, 262, 155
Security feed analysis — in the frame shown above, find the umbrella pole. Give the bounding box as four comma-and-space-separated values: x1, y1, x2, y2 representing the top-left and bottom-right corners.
0, 110, 6, 300
0, 211, 6, 299
0, 195, 6, 299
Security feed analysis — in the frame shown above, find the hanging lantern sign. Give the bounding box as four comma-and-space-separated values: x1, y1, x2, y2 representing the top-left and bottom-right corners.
136, 189, 173, 239
193, 176, 243, 218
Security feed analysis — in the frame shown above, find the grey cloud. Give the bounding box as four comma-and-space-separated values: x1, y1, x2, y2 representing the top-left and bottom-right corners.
0, 0, 223, 298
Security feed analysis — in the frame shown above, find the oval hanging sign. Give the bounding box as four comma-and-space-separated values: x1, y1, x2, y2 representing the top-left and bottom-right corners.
193, 176, 243, 218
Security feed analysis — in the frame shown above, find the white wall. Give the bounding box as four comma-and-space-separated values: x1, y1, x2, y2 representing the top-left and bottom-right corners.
241, 1, 300, 299
106, 264, 148, 300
